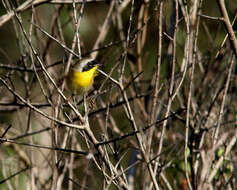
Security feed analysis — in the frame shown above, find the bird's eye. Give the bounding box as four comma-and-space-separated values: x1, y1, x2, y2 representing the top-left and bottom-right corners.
82, 60, 98, 72
89, 60, 98, 67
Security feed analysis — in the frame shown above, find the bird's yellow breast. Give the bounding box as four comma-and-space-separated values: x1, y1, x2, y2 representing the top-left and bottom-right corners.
69, 66, 98, 94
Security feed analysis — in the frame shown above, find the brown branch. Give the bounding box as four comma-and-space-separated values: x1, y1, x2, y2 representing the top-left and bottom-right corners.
0, 0, 107, 27
0, 167, 31, 185
0, 137, 89, 155
217, 0, 237, 57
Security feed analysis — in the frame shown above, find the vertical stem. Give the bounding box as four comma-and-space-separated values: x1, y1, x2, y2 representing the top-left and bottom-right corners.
217, 0, 237, 57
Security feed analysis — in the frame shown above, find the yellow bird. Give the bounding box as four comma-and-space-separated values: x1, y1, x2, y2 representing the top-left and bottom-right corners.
67, 57, 99, 95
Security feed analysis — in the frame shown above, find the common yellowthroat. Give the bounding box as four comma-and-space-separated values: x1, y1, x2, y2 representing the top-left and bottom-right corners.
67, 57, 99, 94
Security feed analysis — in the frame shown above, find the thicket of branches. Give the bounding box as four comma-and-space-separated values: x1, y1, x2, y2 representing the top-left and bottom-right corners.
0, 0, 236, 189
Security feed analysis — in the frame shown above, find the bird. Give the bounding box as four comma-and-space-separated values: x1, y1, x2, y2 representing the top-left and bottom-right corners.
67, 57, 99, 95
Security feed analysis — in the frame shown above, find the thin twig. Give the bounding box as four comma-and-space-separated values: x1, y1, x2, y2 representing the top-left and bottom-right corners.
217, 0, 237, 57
